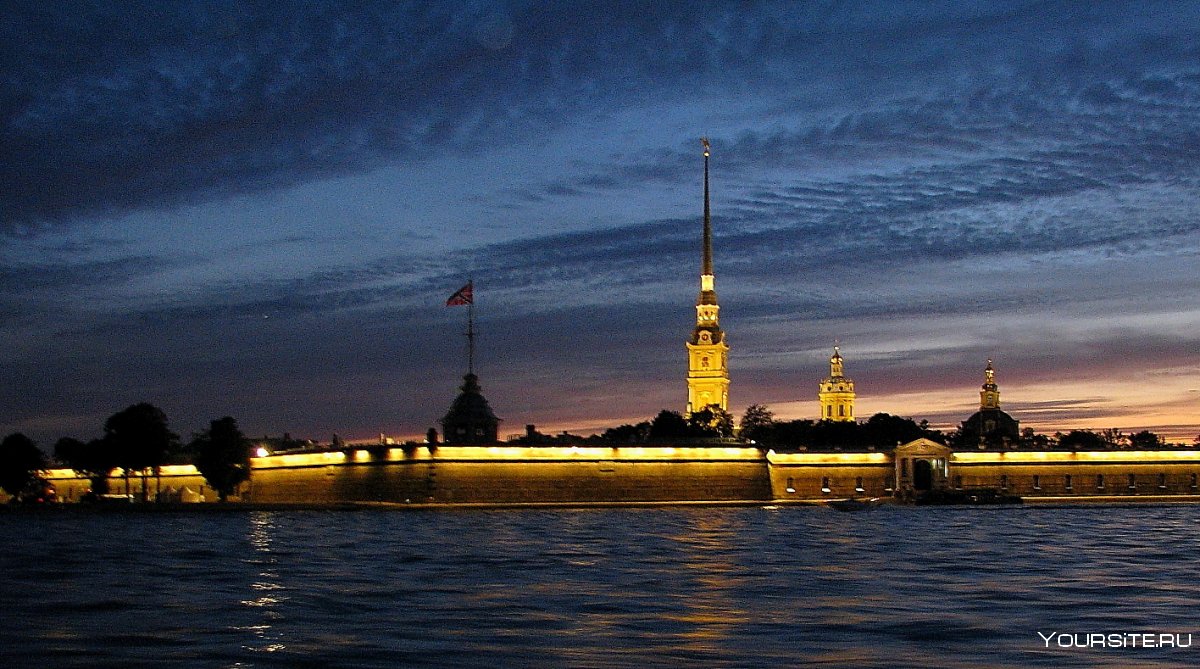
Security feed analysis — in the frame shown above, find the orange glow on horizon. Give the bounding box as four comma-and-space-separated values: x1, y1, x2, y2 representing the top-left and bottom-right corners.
355, 364, 1198, 446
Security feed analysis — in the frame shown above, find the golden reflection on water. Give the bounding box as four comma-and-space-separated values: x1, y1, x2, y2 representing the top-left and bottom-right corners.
543, 512, 753, 662
663, 514, 749, 648
236, 512, 287, 654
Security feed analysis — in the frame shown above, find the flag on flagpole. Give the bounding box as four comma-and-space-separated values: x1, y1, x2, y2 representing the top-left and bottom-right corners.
446, 282, 473, 306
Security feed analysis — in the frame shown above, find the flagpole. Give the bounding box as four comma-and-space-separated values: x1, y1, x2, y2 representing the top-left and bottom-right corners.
466, 279, 475, 376
467, 297, 475, 376
446, 279, 476, 376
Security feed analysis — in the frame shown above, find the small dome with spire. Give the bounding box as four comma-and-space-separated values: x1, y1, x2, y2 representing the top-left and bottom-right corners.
959, 359, 1020, 449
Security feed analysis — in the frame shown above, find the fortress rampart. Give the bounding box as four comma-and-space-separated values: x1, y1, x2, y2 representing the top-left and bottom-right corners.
31, 443, 1200, 506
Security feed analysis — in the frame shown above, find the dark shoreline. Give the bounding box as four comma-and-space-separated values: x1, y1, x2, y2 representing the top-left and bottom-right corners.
6, 495, 1200, 513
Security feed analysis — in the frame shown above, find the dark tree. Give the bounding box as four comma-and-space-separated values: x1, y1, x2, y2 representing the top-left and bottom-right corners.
1101, 428, 1129, 449
739, 404, 774, 444
1129, 430, 1163, 450
755, 413, 942, 451
600, 421, 651, 444
861, 413, 941, 447
0, 433, 48, 499
688, 405, 734, 439
193, 416, 251, 501
1019, 428, 1052, 450
54, 437, 117, 495
648, 410, 691, 441
104, 403, 179, 500
1059, 430, 1107, 451
810, 419, 861, 449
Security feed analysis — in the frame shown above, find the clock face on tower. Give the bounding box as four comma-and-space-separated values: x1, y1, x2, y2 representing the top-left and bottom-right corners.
699, 331, 711, 343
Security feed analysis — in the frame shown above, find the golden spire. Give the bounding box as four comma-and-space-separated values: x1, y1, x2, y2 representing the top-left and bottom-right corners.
687, 137, 729, 414
701, 137, 713, 279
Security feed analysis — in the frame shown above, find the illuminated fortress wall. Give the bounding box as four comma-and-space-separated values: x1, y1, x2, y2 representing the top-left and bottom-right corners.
30, 446, 1200, 505
769, 450, 1200, 502
43, 465, 217, 502
951, 451, 1200, 500
767, 452, 893, 500
246, 446, 771, 504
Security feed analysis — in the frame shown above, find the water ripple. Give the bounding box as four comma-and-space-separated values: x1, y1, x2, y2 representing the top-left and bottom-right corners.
3, 506, 1200, 667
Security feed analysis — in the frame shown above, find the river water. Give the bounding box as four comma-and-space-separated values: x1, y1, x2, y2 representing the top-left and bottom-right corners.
1, 504, 1198, 668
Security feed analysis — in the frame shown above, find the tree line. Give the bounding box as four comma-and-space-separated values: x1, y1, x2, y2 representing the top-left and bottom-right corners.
515, 404, 946, 450
515, 403, 1196, 454
0, 404, 251, 503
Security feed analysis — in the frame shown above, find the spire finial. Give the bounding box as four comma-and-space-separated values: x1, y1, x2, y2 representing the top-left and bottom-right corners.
701, 137, 712, 277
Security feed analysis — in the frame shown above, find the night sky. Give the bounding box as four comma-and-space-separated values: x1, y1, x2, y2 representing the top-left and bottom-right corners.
3, 1, 1199, 447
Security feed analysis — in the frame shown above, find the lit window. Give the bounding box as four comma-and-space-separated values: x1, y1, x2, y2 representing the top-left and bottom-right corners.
821, 477, 831, 494
855, 477, 864, 493
1065, 474, 1073, 491
1032, 475, 1041, 491
1127, 474, 1137, 490
1158, 473, 1167, 490
1096, 474, 1105, 490
786, 477, 795, 494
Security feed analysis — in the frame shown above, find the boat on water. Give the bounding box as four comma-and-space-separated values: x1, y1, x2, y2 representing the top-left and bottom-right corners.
828, 497, 885, 511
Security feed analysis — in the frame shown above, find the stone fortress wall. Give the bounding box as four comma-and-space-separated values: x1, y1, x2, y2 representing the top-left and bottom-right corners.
33, 443, 1200, 506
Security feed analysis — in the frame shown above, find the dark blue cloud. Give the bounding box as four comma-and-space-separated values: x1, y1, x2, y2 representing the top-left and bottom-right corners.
6, 1, 1200, 230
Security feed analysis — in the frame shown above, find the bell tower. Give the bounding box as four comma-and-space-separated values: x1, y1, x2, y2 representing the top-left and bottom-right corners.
818, 346, 856, 421
980, 359, 1001, 410
686, 138, 729, 414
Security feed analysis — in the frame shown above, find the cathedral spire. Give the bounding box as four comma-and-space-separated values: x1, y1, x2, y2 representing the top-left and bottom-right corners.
687, 138, 729, 415
702, 137, 712, 277
697, 137, 717, 305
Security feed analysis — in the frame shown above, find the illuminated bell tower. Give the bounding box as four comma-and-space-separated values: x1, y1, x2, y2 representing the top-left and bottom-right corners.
686, 138, 729, 415
818, 346, 855, 421
980, 359, 1001, 410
